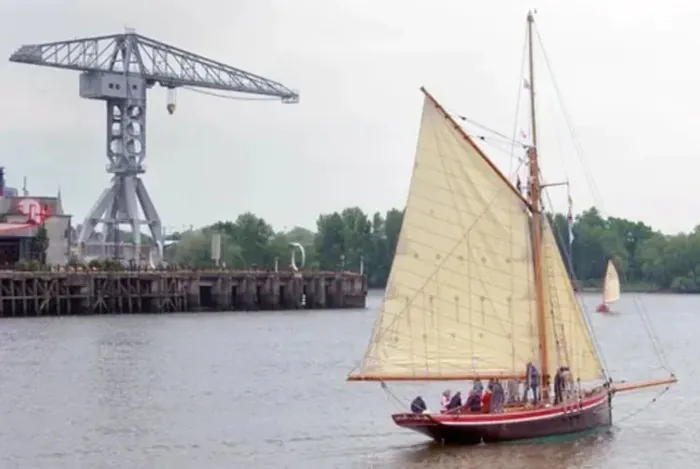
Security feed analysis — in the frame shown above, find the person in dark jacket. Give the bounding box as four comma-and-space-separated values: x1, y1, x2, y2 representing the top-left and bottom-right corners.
524, 361, 540, 404
466, 390, 481, 412
446, 391, 463, 412
554, 368, 564, 405
410, 396, 427, 414
554, 366, 571, 405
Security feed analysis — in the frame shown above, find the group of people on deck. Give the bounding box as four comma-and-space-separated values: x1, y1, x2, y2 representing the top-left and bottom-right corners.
512, 361, 574, 406
439, 378, 507, 414
409, 361, 576, 415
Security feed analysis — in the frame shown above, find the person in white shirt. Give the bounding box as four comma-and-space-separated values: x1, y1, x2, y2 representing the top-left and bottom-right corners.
506, 379, 520, 404
440, 389, 451, 413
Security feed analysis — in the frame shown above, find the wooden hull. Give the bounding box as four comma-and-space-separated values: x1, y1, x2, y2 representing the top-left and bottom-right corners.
392, 391, 611, 445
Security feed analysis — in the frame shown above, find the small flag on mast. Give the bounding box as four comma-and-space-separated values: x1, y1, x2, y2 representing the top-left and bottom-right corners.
523, 79, 531, 90
567, 192, 574, 244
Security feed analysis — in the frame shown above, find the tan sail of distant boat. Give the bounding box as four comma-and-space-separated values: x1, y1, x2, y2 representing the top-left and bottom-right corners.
597, 260, 621, 313
347, 10, 677, 445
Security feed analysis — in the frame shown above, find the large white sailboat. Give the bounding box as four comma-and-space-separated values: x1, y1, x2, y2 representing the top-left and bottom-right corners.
347, 11, 677, 445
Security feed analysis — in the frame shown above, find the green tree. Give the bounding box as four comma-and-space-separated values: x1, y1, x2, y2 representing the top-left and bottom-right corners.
29, 225, 49, 264
163, 203, 700, 293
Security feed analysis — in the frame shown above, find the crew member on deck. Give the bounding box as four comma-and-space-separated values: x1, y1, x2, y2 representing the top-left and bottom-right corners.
491, 379, 505, 412
554, 367, 565, 405
410, 396, 427, 414
481, 386, 493, 413
561, 366, 573, 399
440, 390, 451, 413
524, 362, 540, 404
446, 391, 463, 413
473, 379, 484, 395
466, 390, 481, 412
506, 379, 520, 404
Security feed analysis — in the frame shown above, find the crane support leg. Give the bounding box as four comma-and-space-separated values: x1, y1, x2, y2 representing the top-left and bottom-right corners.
76, 71, 164, 262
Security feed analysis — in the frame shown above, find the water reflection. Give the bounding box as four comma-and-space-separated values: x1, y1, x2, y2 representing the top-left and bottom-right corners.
388, 429, 616, 468
0, 292, 690, 468
94, 322, 159, 438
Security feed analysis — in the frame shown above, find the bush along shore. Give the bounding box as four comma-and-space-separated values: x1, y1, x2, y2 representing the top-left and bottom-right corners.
18, 206, 699, 293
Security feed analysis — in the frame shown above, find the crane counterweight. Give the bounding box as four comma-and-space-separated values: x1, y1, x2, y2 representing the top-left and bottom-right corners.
9, 31, 298, 262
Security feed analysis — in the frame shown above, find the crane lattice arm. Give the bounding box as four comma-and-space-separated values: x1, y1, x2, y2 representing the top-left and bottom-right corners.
8, 30, 298, 264
9, 32, 299, 102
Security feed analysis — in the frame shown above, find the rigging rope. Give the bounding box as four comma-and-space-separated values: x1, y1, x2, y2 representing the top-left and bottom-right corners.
454, 119, 529, 165
455, 22, 529, 176
510, 24, 529, 176
532, 25, 606, 216
614, 386, 671, 425
531, 19, 673, 425
467, 134, 529, 157
633, 295, 674, 373
457, 115, 526, 148
182, 86, 282, 101
541, 187, 612, 379
380, 381, 411, 411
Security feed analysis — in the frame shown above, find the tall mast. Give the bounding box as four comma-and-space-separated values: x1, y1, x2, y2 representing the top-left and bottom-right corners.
526, 10, 551, 401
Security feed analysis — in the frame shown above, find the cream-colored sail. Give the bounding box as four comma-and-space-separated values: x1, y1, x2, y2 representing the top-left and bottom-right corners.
356, 90, 541, 379
541, 218, 605, 382
603, 260, 621, 304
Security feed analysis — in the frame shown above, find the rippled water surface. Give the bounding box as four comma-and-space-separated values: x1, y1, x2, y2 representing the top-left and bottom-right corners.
0, 291, 694, 468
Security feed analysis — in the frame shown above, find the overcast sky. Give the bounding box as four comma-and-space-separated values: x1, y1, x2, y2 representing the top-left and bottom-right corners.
0, 0, 697, 235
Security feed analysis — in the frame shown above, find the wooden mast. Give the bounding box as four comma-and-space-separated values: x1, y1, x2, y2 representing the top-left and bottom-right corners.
522, 11, 677, 399
526, 10, 551, 401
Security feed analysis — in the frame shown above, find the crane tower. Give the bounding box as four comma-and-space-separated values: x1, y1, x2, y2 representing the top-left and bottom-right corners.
9, 32, 298, 262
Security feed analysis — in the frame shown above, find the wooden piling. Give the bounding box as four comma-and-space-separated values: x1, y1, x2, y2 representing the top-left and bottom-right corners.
0, 270, 367, 317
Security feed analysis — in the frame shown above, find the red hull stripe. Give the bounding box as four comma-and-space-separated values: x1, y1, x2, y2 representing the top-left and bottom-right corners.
394, 393, 608, 426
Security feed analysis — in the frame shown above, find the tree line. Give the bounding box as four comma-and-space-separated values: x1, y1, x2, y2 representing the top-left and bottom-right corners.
167, 206, 700, 292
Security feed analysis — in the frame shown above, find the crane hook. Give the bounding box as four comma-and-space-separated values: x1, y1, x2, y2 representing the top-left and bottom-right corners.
166, 88, 177, 115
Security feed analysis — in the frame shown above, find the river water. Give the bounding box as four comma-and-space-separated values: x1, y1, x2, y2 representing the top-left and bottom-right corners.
0, 291, 692, 468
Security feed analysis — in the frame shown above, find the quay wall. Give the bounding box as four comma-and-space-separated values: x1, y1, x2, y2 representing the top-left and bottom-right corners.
0, 270, 367, 317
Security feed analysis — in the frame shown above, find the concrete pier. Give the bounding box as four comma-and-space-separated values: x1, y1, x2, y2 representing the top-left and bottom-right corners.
0, 270, 367, 317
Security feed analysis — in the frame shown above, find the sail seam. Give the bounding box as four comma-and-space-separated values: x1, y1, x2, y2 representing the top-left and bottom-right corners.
361, 94, 543, 377
448, 156, 532, 361
400, 209, 529, 260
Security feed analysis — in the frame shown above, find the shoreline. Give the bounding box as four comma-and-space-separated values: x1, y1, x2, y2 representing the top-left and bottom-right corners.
578, 287, 677, 294
576, 282, 683, 294
369, 287, 690, 295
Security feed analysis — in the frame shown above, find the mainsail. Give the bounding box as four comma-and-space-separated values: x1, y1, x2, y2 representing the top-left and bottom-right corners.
351, 88, 606, 383
355, 89, 541, 380
603, 260, 621, 304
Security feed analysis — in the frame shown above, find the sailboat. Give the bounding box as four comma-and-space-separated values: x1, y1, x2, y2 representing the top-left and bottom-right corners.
596, 260, 621, 313
347, 11, 677, 445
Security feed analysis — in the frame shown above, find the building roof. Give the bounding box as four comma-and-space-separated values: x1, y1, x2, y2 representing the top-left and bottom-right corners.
0, 223, 36, 238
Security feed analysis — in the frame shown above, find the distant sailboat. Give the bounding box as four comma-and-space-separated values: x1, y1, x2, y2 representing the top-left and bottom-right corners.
347, 11, 677, 445
596, 260, 621, 314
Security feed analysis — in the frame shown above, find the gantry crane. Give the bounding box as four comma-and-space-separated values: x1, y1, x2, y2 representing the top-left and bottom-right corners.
9, 31, 299, 262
